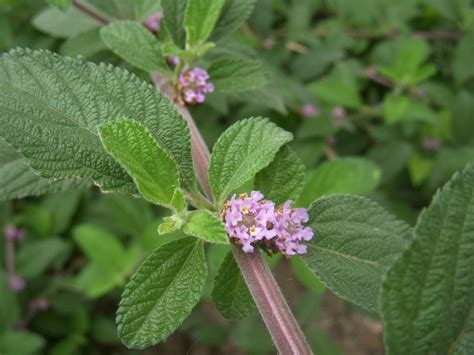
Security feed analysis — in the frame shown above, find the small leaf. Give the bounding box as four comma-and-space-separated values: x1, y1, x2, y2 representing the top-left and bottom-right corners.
47, 0, 71, 10
254, 146, 305, 205
209, 117, 293, 205
0, 331, 45, 355
210, 0, 257, 42
453, 30, 474, 84
32, 6, 100, 38
381, 164, 474, 354
212, 252, 255, 319
302, 194, 412, 313
100, 21, 166, 72
162, 0, 187, 48
117, 238, 207, 349
99, 119, 180, 209
184, 0, 225, 46
171, 188, 188, 212
207, 58, 267, 93
183, 209, 229, 244
297, 158, 381, 207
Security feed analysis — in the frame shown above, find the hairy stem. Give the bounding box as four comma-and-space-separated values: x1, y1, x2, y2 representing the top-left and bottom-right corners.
72, 0, 110, 24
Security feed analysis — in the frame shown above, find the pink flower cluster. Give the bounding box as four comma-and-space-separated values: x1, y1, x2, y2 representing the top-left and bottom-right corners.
144, 12, 163, 33
178, 67, 214, 105
222, 192, 314, 256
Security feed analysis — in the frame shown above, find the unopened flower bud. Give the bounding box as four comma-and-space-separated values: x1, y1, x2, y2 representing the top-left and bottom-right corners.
3, 224, 24, 242
29, 297, 50, 312
422, 138, 441, 151
301, 103, 320, 118
9, 275, 25, 293
144, 12, 163, 33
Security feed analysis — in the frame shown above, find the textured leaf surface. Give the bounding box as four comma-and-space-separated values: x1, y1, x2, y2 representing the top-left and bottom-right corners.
210, 0, 256, 41
212, 252, 255, 319
0, 49, 195, 193
208, 58, 267, 92
303, 195, 412, 313
184, 0, 225, 46
254, 146, 305, 205
100, 21, 165, 72
162, 0, 187, 48
117, 238, 207, 349
381, 164, 474, 354
183, 209, 229, 244
99, 119, 179, 208
298, 158, 381, 207
209, 117, 293, 205
0, 138, 89, 201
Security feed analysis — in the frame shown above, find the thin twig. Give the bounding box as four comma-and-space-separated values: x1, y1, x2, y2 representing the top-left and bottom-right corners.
72, 0, 110, 25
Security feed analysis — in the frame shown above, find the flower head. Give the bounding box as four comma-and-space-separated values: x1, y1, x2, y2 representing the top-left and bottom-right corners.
9, 275, 25, 293
177, 67, 214, 105
301, 103, 320, 118
144, 12, 163, 33
422, 137, 441, 151
221, 192, 314, 256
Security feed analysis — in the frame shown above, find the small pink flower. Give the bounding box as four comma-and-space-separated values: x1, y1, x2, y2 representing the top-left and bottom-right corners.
422, 138, 441, 151
221, 192, 314, 256
144, 12, 163, 33
331, 106, 347, 126
301, 104, 320, 118
9, 275, 25, 293
177, 67, 214, 105
29, 297, 50, 312
3, 224, 24, 242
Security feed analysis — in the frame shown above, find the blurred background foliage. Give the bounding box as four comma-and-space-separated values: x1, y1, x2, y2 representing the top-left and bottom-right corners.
0, 0, 473, 353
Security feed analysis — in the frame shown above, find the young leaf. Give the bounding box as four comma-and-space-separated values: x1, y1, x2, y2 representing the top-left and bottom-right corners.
302, 194, 412, 313
0, 49, 195, 193
254, 146, 305, 205
212, 252, 255, 319
184, 0, 225, 46
381, 164, 474, 354
99, 119, 180, 209
0, 138, 89, 201
47, 0, 71, 10
297, 158, 381, 207
210, 0, 257, 42
183, 209, 229, 244
207, 58, 268, 93
208, 117, 293, 205
100, 21, 166, 72
162, 0, 187, 48
117, 238, 207, 349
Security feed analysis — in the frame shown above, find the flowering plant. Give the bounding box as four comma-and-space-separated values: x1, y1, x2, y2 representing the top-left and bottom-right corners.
1, 0, 474, 354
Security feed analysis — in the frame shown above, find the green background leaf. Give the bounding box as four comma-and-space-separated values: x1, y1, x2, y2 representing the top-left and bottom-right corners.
162, 0, 187, 48
184, 0, 225, 46
208, 58, 267, 93
210, 0, 256, 42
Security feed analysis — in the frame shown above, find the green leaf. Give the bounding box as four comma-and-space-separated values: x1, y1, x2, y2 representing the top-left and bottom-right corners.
184, 0, 225, 46
16, 238, 70, 279
254, 146, 305, 205
408, 152, 432, 186
32, 6, 100, 38
183, 209, 229, 244
0, 138, 89, 201
117, 237, 207, 349
302, 194, 412, 313
100, 21, 166, 72
0, 272, 20, 333
381, 164, 474, 354
47, 0, 71, 10
99, 119, 180, 209
209, 117, 293, 205
60, 29, 109, 59
453, 31, 474, 84
297, 158, 381, 207
0, 49, 195, 193
162, 0, 187, 48
0, 331, 45, 355
85, 0, 162, 21
210, 0, 257, 42
207, 58, 267, 93
290, 257, 325, 294
212, 252, 255, 319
